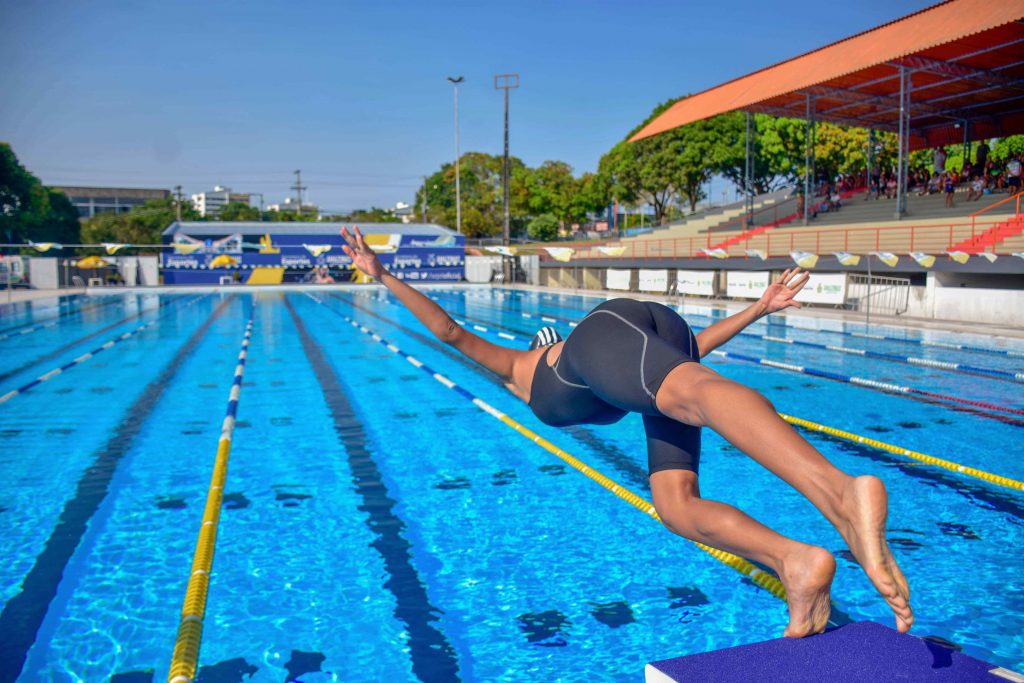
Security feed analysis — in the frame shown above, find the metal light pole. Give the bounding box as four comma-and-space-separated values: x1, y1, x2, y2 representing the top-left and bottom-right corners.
447, 76, 464, 235
494, 74, 519, 246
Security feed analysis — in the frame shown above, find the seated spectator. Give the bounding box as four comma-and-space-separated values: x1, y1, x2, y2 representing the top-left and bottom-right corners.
1008, 156, 1022, 194
927, 174, 940, 195
315, 266, 336, 284
944, 172, 956, 208
962, 161, 973, 181
967, 175, 986, 202
885, 175, 898, 199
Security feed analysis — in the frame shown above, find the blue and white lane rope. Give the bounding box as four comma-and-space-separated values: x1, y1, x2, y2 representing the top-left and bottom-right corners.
708, 350, 1024, 417
0, 295, 205, 405
306, 292, 789, 600
0, 319, 60, 342
487, 287, 1024, 360
431, 292, 1024, 383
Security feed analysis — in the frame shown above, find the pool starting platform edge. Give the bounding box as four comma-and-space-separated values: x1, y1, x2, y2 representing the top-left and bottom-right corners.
645, 622, 1024, 682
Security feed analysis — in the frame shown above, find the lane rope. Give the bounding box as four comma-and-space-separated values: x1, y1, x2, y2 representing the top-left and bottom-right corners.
0, 295, 207, 405
428, 292, 1024, 418
167, 310, 255, 683
779, 413, 1024, 491
487, 287, 1024, 360
307, 292, 787, 601
709, 349, 1024, 418
368, 290, 1024, 492
434, 291, 1024, 383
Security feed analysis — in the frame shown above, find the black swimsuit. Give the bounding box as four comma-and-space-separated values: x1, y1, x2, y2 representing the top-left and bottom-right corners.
529, 298, 703, 475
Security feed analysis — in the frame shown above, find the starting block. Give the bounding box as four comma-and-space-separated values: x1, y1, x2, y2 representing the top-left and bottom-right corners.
645, 622, 1022, 682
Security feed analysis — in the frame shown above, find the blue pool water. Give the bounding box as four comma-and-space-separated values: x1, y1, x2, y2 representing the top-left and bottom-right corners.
0, 286, 1022, 682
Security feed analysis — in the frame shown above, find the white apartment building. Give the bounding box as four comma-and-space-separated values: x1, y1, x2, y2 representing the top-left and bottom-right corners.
266, 196, 319, 216
191, 186, 251, 217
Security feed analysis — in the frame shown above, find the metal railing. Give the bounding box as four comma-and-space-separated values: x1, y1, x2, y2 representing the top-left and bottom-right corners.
847, 273, 910, 319
563, 218, 1014, 260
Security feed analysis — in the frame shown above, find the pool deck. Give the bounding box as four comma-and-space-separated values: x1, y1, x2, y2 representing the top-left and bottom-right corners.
3, 283, 1023, 340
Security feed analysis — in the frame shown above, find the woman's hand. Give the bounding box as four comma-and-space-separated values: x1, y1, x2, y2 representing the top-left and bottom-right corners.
759, 267, 809, 315
340, 226, 385, 280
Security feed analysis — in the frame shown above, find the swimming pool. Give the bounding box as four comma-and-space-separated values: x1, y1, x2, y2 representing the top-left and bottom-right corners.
0, 286, 1021, 682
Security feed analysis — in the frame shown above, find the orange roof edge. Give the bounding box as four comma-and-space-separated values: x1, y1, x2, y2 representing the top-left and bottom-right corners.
629, 0, 1024, 141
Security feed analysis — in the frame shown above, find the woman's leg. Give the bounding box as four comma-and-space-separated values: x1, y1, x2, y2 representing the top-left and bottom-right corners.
651, 469, 835, 637
655, 362, 913, 633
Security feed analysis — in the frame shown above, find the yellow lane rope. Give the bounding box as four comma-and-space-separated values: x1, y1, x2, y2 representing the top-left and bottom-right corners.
167, 313, 254, 683
780, 413, 1024, 491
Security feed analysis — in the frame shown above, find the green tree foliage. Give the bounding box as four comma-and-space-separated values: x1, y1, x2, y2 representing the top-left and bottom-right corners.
526, 213, 559, 241
262, 209, 319, 222
217, 201, 261, 221
80, 197, 196, 249
0, 143, 81, 247
416, 152, 531, 238
346, 207, 403, 223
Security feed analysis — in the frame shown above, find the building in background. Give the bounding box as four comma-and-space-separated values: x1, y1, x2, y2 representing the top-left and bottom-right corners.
393, 201, 413, 223
191, 186, 251, 217
53, 186, 170, 218
266, 196, 319, 216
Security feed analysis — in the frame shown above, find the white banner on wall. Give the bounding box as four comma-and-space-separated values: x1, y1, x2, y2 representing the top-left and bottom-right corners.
794, 272, 847, 305
638, 269, 668, 293
676, 270, 716, 296
606, 268, 631, 291
726, 271, 770, 299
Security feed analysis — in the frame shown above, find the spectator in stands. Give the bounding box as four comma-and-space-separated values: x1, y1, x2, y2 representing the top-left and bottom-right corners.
967, 174, 986, 202
933, 147, 947, 175
885, 174, 898, 199
914, 170, 930, 196
943, 172, 956, 208
961, 160, 973, 182
1008, 155, 1022, 194
975, 140, 989, 176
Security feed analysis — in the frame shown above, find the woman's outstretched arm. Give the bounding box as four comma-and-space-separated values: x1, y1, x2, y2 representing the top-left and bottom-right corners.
694, 268, 808, 357
340, 226, 522, 380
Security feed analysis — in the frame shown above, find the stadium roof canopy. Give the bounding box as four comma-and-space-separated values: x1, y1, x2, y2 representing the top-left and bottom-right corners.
162, 222, 455, 237
631, 0, 1024, 149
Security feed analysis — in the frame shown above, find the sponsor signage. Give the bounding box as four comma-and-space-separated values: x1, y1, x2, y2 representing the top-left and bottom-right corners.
795, 272, 847, 305
676, 270, 716, 296
606, 269, 631, 291
726, 271, 771, 299
638, 269, 669, 292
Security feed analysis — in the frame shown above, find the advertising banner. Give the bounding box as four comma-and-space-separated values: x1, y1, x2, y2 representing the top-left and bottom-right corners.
638, 269, 669, 293
726, 271, 770, 299
606, 269, 631, 291
676, 270, 716, 296
794, 272, 847, 305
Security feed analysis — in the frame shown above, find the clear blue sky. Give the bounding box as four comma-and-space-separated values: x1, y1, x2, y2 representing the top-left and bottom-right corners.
1, 0, 930, 213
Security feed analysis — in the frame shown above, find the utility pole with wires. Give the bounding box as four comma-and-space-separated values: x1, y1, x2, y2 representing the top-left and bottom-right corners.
421, 176, 428, 223
494, 73, 519, 246
174, 185, 183, 222
291, 170, 306, 216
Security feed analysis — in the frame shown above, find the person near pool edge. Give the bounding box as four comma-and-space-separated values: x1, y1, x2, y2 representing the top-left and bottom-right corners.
340, 226, 913, 638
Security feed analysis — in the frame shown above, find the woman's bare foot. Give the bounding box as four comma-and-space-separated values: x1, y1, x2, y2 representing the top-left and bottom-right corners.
778, 544, 836, 638
838, 475, 914, 632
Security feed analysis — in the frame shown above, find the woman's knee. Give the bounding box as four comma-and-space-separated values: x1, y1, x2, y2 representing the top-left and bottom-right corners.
650, 469, 701, 534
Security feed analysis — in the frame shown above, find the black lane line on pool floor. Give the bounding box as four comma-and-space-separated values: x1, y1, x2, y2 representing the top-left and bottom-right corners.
370, 291, 1024, 519
333, 293, 652, 492
0, 294, 122, 336
284, 297, 461, 683
0, 297, 233, 683
0, 296, 187, 385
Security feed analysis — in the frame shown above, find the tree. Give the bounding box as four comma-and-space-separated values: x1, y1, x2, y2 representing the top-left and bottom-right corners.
597, 97, 716, 221
527, 213, 559, 241
217, 201, 261, 221
81, 197, 197, 249
346, 207, 402, 223
0, 143, 81, 247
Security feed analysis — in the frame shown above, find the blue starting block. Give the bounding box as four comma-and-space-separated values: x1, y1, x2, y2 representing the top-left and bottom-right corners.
645, 622, 1023, 682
